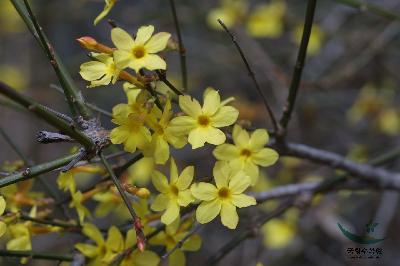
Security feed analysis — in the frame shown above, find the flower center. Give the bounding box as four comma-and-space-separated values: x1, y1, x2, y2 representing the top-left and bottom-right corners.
240, 148, 252, 158
133, 46, 146, 59
218, 187, 230, 199
197, 115, 210, 127
170, 185, 179, 197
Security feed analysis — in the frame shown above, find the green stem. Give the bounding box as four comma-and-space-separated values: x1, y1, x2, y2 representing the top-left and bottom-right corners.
168, 0, 188, 91
0, 250, 72, 261
335, 0, 400, 21
11, 0, 92, 119
0, 81, 94, 149
279, 0, 317, 133
0, 153, 79, 188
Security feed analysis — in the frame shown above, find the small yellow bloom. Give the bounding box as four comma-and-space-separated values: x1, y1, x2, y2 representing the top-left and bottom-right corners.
121, 229, 160, 266
191, 162, 256, 229
246, 0, 286, 38
80, 53, 121, 88
149, 218, 201, 266
207, 0, 248, 30
151, 158, 195, 225
94, 0, 116, 25
111, 26, 171, 72
75, 223, 124, 265
6, 223, 31, 251
146, 100, 187, 164
110, 89, 152, 153
168, 88, 239, 149
213, 125, 279, 185
262, 209, 298, 249
70, 191, 91, 224
0, 196, 7, 238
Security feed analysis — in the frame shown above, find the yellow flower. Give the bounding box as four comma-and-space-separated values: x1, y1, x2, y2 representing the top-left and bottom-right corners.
0, 196, 7, 238
111, 26, 171, 72
94, 0, 116, 25
207, 0, 248, 30
146, 100, 187, 164
168, 88, 239, 149
149, 218, 201, 266
70, 191, 91, 224
246, 0, 286, 38
6, 223, 31, 251
110, 89, 152, 153
151, 158, 194, 225
191, 162, 256, 229
75, 223, 124, 265
213, 125, 279, 185
79, 53, 121, 88
120, 229, 160, 266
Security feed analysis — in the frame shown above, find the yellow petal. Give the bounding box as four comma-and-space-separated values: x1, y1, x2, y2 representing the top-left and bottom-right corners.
177, 189, 193, 207
179, 95, 202, 118
196, 198, 221, 224
243, 161, 259, 186
135, 25, 155, 45
111, 27, 135, 50
190, 182, 217, 201
82, 223, 104, 246
125, 229, 136, 248
127, 250, 160, 266
204, 127, 226, 146
151, 194, 169, 211
168, 116, 196, 135
154, 136, 170, 164
169, 249, 185, 266
229, 171, 251, 194
231, 194, 256, 208
75, 243, 98, 258
220, 202, 238, 229
94, 0, 116, 25
213, 161, 230, 188
202, 88, 221, 116
0, 196, 6, 215
79, 61, 107, 81
211, 106, 239, 127
232, 124, 249, 147
106, 226, 124, 252
176, 166, 194, 190
7, 236, 31, 251
252, 148, 279, 166
142, 54, 167, 70
0, 221, 7, 238
188, 127, 208, 149
161, 201, 180, 225
213, 144, 240, 161
113, 50, 133, 70
249, 129, 269, 150
170, 158, 179, 183
151, 171, 169, 193
145, 32, 171, 53
181, 234, 202, 251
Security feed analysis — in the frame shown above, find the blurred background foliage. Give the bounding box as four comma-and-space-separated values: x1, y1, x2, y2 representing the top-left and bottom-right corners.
0, 0, 399, 265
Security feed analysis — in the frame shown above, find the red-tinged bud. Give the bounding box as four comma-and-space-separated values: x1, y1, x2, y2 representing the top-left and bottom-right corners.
76, 36, 98, 50
137, 236, 145, 252
134, 218, 143, 231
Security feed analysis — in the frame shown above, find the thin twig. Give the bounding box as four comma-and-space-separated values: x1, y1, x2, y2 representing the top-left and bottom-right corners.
156, 70, 184, 96
162, 223, 202, 260
218, 19, 279, 133
205, 200, 294, 265
168, 0, 188, 91
335, 0, 400, 21
279, 0, 317, 133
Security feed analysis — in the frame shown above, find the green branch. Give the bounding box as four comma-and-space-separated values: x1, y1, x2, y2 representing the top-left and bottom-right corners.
11, 0, 92, 119
0, 81, 94, 149
0, 153, 79, 188
0, 250, 72, 261
279, 0, 317, 133
335, 0, 400, 21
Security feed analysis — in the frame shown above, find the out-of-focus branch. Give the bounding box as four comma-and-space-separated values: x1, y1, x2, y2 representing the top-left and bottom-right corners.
335, 0, 400, 21
0, 250, 73, 261
279, 0, 317, 134
205, 200, 294, 265
218, 19, 279, 134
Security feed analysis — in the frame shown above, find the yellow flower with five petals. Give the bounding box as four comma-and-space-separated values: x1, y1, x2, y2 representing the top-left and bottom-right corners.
79, 53, 121, 88
168, 88, 239, 149
213, 125, 279, 185
190, 162, 256, 229
151, 158, 194, 225
111, 25, 171, 72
